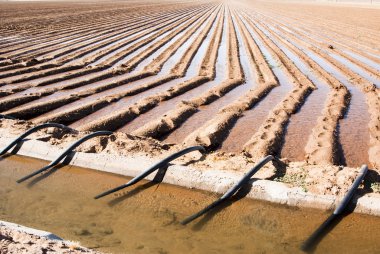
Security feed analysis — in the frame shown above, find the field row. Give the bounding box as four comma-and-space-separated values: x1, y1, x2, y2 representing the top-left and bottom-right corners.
0, 1, 379, 169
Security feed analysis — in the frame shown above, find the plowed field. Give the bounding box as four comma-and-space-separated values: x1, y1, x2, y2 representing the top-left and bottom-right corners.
1, 0, 379, 170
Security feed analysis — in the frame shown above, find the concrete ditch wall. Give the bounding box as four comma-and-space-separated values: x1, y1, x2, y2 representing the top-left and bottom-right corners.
1, 134, 380, 216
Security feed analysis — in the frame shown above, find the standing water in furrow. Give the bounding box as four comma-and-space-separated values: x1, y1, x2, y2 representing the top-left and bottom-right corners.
68, 8, 220, 129
116, 7, 228, 136
32, 7, 215, 125
165, 8, 251, 143
220, 14, 292, 153
253, 7, 380, 75
255, 9, 372, 167
0, 8, 203, 117
328, 53, 380, 87
259, 24, 330, 162
343, 50, 380, 76
304, 51, 370, 167
0, 7, 199, 89
280, 24, 372, 167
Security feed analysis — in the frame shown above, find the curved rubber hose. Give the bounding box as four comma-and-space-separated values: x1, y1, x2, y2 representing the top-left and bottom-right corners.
94, 145, 206, 199
0, 123, 68, 156
301, 165, 368, 251
17, 131, 113, 183
0, 114, 16, 120
181, 155, 274, 225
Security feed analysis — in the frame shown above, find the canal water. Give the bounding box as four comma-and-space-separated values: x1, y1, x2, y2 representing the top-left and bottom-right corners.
1, 155, 379, 254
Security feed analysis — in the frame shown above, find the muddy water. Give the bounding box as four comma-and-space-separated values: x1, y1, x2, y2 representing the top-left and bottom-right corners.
255, 23, 329, 161
291, 23, 380, 69
259, 16, 371, 167
164, 12, 257, 146
4, 11, 195, 90
243, 13, 376, 167
258, 8, 380, 58
90, 11, 196, 67
133, 10, 214, 72
2, 27, 149, 86
2, 155, 380, 254
66, 27, 148, 65
89, 29, 162, 67
254, 9, 380, 71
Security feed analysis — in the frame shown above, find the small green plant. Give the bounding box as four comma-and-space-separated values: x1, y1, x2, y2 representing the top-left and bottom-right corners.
370, 182, 380, 193
274, 168, 308, 192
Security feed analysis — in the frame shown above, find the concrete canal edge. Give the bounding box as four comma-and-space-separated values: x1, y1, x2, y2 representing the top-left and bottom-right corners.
1, 135, 380, 217
0, 220, 62, 240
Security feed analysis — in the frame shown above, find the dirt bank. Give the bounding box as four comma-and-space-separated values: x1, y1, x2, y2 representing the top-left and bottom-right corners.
0, 221, 102, 254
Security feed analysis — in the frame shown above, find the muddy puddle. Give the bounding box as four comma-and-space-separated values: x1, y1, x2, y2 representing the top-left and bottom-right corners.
1, 155, 380, 254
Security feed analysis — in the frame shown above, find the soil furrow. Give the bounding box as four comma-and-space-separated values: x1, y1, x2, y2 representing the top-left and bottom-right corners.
131, 6, 245, 140
240, 11, 315, 159
28, 6, 222, 125
74, 6, 225, 132
167, 9, 277, 149
0, 7, 190, 77
0, 7, 217, 118
0, 6, 207, 88
245, 8, 375, 167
